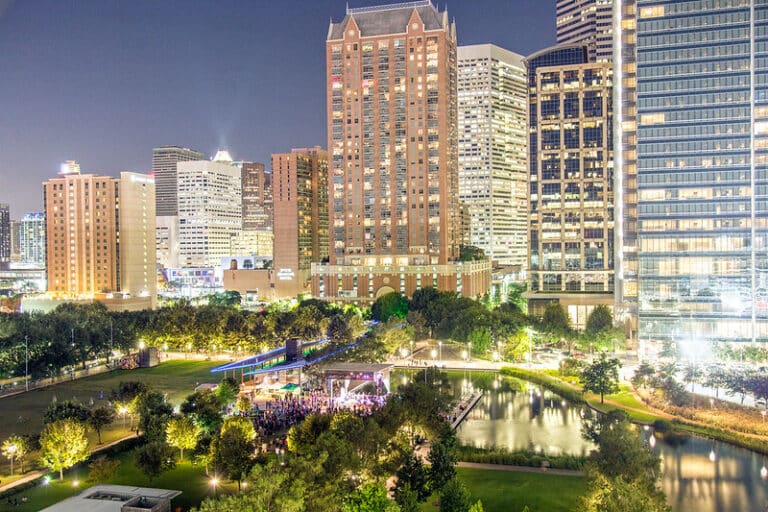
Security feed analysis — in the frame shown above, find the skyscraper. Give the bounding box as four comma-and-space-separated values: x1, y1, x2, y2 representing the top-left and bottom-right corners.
457, 44, 528, 266
238, 161, 272, 231
18, 212, 46, 267
152, 146, 206, 216
273, 147, 329, 296
620, 0, 768, 346
176, 156, 242, 267
43, 163, 156, 309
525, 44, 615, 328
556, 0, 613, 62
0, 203, 9, 269
313, 0, 491, 301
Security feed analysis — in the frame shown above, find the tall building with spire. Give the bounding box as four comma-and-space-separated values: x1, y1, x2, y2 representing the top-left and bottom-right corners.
313, 0, 490, 301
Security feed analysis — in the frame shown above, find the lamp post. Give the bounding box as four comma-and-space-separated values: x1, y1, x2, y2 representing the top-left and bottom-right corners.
210, 476, 219, 496
438, 341, 442, 364
430, 349, 437, 364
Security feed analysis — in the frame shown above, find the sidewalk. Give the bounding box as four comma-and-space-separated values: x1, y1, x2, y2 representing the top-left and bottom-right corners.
457, 461, 584, 477
0, 433, 137, 495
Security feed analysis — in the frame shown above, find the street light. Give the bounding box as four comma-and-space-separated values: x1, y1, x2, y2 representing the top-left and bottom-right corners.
210, 476, 219, 496
119, 406, 128, 428
430, 349, 437, 364
6, 443, 17, 475
467, 342, 472, 362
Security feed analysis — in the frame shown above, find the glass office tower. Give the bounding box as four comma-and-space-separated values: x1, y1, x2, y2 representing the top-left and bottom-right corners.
634, 0, 768, 346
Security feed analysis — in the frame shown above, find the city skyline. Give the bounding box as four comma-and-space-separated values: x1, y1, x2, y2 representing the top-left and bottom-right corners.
0, 0, 554, 218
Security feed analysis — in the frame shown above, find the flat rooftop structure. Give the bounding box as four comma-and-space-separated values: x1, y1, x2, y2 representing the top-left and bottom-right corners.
317, 363, 394, 374
39, 484, 182, 512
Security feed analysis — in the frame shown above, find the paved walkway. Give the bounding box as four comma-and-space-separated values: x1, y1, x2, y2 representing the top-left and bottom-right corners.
457, 461, 584, 476
0, 433, 137, 495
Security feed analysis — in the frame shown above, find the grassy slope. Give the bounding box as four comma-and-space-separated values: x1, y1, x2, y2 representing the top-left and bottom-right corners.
421, 467, 587, 512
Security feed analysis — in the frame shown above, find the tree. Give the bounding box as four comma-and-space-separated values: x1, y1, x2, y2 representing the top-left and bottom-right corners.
196, 464, 306, 512
221, 415, 257, 441
467, 327, 492, 356
87, 455, 120, 483
328, 314, 354, 345
439, 478, 473, 512
468, 502, 485, 512
216, 377, 240, 406
703, 367, 728, 399
578, 471, 669, 512
2, 435, 27, 475
394, 483, 421, 512
427, 429, 457, 493
748, 374, 768, 409
540, 302, 571, 336
458, 245, 486, 262
581, 352, 621, 404
44, 400, 90, 425
236, 395, 252, 413
589, 414, 661, 485
371, 292, 409, 322
211, 428, 255, 489
395, 454, 430, 502
166, 416, 200, 461
135, 442, 176, 482
682, 363, 703, 394
344, 482, 400, 512
726, 370, 752, 405
631, 362, 655, 390
136, 390, 173, 442
88, 406, 116, 444
181, 390, 223, 433
585, 305, 613, 335
39, 419, 90, 480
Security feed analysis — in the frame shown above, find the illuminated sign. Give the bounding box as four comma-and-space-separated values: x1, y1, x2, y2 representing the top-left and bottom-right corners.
278, 268, 295, 280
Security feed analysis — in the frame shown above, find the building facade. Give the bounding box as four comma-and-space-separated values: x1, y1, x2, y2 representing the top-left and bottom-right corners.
238, 161, 272, 231
313, 0, 490, 302
525, 44, 615, 328
457, 44, 528, 266
273, 147, 329, 296
556, 0, 614, 62
43, 164, 156, 309
152, 146, 206, 217
0, 203, 9, 269
624, 0, 768, 346
176, 158, 242, 267
18, 212, 46, 267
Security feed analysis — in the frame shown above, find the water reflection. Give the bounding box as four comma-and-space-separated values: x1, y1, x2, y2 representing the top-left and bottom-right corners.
437, 371, 768, 512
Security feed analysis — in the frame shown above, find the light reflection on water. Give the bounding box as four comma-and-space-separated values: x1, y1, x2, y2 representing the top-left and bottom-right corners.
441, 372, 768, 512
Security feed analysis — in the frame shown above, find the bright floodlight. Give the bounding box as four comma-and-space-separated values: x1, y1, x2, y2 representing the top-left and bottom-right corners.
213, 150, 233, 163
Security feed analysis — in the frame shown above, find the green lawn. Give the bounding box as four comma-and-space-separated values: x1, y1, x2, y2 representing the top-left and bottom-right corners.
6, 449, 238, 512
421, 467, 588, 512
590, 385, 662, 424
0, 360, 220, 440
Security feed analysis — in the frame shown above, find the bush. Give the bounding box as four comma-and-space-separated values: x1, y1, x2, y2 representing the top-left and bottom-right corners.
456, 445, 585, 471
500, 367, 585, 405
652, 419, 672, 433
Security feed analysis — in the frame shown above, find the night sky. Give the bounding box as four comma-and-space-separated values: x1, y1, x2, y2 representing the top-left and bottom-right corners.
0, 0, 554, 218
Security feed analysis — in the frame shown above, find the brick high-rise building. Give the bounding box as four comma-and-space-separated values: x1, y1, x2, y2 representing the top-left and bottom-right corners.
313, 0, 490, 302
273, 147, 329, 296
43, 163, 156, 309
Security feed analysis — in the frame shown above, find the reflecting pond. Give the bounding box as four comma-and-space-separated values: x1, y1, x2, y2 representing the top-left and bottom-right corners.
421, 371, 768, 512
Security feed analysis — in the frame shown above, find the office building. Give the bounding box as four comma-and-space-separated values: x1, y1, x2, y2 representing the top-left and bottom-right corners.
556, 0, 613, 62
43, 163, 156, 309
176, 156, 242, 267
273, 147, 329, 296
18, 212, 46, 267
238, 161, 272, 231
525, 44, 615, 328
457, 44, 528, 266
10, 220, 20, 264
620, 0, 768, 346
0, 203, 9, 269
313, 0, 491, 301
152, 146, 206, 216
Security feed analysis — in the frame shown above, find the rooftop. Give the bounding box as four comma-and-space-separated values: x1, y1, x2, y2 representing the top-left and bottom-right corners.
39, 484, 182, 512
329, 0, 445, 39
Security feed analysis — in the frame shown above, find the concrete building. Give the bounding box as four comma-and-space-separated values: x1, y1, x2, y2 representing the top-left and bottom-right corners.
313, 0, 491, 302
556, 0, 614, 62
618, 0, 768, 347
9, 219, 20, 264
457, 44, 528, 266
18, 212, 46, 267
272, 147, 329, 297
525, 44, 614, 329
176, 156, 242, 267
238, 161, 272, 231
43, 163, 156, 310
0, 203, 9, 269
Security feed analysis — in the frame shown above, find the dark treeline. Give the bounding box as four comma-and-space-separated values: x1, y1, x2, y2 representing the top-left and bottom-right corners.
0, 299, 364, 381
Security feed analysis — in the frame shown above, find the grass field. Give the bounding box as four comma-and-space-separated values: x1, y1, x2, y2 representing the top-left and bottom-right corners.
0, 360, 220, 441
420, 467, 587, 512
6, 448, 237, 512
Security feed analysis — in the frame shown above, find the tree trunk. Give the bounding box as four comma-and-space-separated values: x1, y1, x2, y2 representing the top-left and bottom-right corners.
60, 468, 64, 480
180, 448, 184, 462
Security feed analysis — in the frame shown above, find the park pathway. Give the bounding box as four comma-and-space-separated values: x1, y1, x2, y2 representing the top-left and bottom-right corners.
0, 433, 137, 495
457, 461, 584, 476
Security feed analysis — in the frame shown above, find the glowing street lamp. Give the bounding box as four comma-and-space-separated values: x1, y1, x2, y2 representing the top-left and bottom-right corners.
138, 340, 146, 351
438, 340, 442, 363
461, 350, 468, 361
119, 406, 128, 428
210, 476, 219, 496
430, 349, 437, 362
